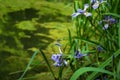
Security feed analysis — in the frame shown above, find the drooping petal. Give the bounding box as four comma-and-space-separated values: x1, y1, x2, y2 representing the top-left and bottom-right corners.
103, 24, 109, 30
92, 2, 100, 9
84, 4, 89, 10
72, 12, 81, 17
84, 12, 92, 17
74, 50, 87, 59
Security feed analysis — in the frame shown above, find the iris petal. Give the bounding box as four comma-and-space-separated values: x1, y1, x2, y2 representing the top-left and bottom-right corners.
84, 12, 92, 17
92, 2, 100, 9
103, 24, 109, 30
84, 4, 89, 10
72, 12, 81, 17
77, 9, 85, 13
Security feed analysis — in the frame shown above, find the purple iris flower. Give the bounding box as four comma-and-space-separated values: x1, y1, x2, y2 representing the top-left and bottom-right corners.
74, 50, 87, 59
104, 16, 117, 24
51, 53, 68, 67
91, 0, 107, 9
51, 46, 67, 67
100, 16, 117, 30
72, 4, 92, 17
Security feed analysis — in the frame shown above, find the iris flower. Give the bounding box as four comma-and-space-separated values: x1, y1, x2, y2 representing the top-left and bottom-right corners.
72, 4, 92, 17
51, 53, 67, 67
91, 0, 107, 9
51, 46, 67, 67
100, 16, 117, 30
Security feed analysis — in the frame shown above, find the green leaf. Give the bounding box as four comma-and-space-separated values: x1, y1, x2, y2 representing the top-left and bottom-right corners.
70, 67, 116, 80
87, 49, 120, 80
103, 13, 120, 18
39, 49, 56, 80
117, 60, 120, 77
118, 20, 120, 48
68, 29, 72, 46
18, 50, 39, 80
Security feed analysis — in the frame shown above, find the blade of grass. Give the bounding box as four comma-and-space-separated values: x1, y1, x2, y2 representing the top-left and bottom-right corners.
75, 37, 106, 50
87, 49, 120, 80
68, 29, 72, 46
70, 67, 116, 80
118, 20, 120, 48
75, 37, 100, 46
73, 1, 79, 12
18, 50, 39, 80
102, 13, 120, 18
39, 49, 56, 80
58, 66, 64, 80
117, 60, 120, 79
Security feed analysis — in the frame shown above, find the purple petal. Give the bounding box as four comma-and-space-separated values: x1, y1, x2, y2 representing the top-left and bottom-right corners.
109, 18, 117, 24
51, 54, 62, 62
104, 16, 111, 20
91, 0, 97, 4
84, 4, 89, 10
72, 12, 81, 17
77, 9, 85, 13
92, 2, 99, 9
84, 12, 92, 17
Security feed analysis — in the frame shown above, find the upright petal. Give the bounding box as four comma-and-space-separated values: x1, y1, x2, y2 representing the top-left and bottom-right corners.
91, 0, 97, 4
99, 0, 103, 3
84, 4, 89, 10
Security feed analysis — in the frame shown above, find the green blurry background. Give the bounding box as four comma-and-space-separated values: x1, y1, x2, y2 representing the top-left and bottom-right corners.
0, 0, 73, 80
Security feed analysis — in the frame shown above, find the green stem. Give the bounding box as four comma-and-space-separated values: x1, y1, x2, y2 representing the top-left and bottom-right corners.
39, 49, 57, 80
